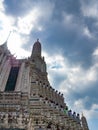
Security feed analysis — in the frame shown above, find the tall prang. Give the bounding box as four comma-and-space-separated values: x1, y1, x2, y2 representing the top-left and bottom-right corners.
31, 39, 41, 57
30, 39, 48, 85
31, 39, 47, 73
0, 39, 89, 130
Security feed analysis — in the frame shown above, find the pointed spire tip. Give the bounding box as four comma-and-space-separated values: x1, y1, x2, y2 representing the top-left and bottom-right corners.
37, 38, 39, 42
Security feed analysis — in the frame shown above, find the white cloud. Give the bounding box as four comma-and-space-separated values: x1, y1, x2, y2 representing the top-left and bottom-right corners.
93, 48, 98, 56
0, 12, 15, 43
63, 12, 73, 24
62, 12, 79, 30
84, 104, 98, 119
0, 0, 55, 58
16, 1, 54, 35
43, 51, 98, 122
0, 4, 30, 59
62, 12, 94, 39
43, 51, 98, 95
59, 61, 98, 96
7, 32, 30, 58
73, 98, 98, 119
0, 0, 4, 11
81, 0, 98, 18
83, 27, 93, 38
17, 8, 42, 34
92, 47, 98, 65
42, 52, 68, 86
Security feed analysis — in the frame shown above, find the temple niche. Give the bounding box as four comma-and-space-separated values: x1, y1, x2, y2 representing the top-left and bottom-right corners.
0, 39, 89, 130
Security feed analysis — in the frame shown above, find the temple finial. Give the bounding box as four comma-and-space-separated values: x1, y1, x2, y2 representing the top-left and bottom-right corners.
82, 112, 84, 117
0, 31, 12, 50
37, 38, 39, 42
31, 39, 41, 57
5, 31, 12, 43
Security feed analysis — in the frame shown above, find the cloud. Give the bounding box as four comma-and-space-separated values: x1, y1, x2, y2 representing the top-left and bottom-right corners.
93, 48, 98, 56
62, 12, 94, 40
0, 0, 55, 58
7, 32, 30, 58
43, 48, 98, 121
73, 99, 98, 119
81, 0, 98, 19
16, 1, 54, 35
83, 26, 94, 39
0, 1, 29, 58
0, 0, 4, 11
59, 60, 98, 95
0, 14, 14, 44
43, 52, 68, 87
3, 0, 33, 16
2, 0, 97, 69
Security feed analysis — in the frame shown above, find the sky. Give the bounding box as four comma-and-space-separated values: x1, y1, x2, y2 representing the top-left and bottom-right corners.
0, 0, 98, 129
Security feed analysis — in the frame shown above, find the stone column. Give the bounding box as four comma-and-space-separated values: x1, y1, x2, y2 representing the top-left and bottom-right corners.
15, 62, 25, 91
0, 55, 7, 72
0, 59, 11, 91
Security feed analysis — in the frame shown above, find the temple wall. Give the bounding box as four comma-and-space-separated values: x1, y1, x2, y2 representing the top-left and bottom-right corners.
0, 59, 11, 91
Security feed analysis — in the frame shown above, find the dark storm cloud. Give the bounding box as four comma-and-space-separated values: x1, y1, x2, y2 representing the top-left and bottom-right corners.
36, 22, 96, 69
4, 0, 98, 69
21, 0, 98, 68
54, 0, 81, 17
84, 18, 96, 31
3, 0, 81, 17
3, 0, 36, 16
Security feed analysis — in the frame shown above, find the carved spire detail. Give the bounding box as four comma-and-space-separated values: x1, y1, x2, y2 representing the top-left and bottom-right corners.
31, 39, 41, 57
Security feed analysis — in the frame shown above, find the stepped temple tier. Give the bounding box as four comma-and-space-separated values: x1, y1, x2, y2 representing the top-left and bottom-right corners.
0, 40, 89, 130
